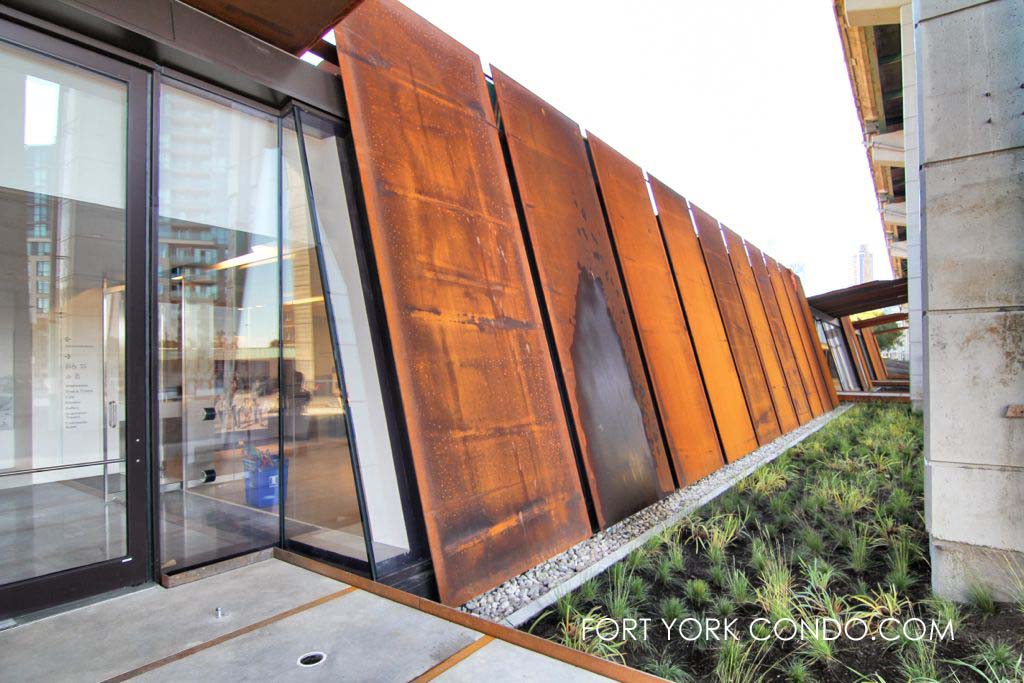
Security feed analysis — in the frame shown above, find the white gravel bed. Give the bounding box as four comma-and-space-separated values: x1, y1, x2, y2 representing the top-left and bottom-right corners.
461, 403, 854, 627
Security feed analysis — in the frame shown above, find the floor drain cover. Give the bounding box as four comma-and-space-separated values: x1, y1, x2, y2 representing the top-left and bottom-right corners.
297, 652, 326, 667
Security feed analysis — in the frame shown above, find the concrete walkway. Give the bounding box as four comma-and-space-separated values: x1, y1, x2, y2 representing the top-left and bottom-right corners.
0, 558, 625, 682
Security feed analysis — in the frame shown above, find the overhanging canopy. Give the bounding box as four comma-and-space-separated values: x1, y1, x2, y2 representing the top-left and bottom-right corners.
808, 278, 908, 317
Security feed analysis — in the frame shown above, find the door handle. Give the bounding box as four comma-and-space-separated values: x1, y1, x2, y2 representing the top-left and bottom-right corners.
107, 400, 118, 429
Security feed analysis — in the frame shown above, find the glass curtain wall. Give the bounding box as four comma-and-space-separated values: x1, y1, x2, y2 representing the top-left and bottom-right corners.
156, 83, 411, 576
0, 40, 130, 584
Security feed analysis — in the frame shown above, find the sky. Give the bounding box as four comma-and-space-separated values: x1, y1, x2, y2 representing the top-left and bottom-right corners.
387, 0, 892, 296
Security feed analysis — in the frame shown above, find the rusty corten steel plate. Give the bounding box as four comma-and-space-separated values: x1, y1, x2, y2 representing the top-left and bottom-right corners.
335, 0, 590, 606
863, 328, 889, 380
771, 258, 832, 412
745, 241, 814, 424
183, 0, 360, 54
690, 205, 781, 445
585, 137, 724, 483
792, 272, 840, 408
722, 227, 800, 433
491, 69, 673, 526
650, 178, 758, 462
842, 316, 873, 391
764, 255, 825, 416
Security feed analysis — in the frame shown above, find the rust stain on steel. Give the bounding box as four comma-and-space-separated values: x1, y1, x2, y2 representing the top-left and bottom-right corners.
586, 137, 725, 483
491, 69, 673, 526
764, 255, 825, 416
744, 241, 814, 424
722, 227, 800, 433
774, 260, 833, 411
841, 315, 874, 391
792, 273, 840, 408
335, 0, 590, 606
690, 205, 781, 445
650, 177, 758, 462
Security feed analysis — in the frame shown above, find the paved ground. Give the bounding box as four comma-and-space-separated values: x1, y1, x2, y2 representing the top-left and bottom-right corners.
0, 559, 612, 682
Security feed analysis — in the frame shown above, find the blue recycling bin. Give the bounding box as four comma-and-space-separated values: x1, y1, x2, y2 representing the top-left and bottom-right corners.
243, 452, 288, 509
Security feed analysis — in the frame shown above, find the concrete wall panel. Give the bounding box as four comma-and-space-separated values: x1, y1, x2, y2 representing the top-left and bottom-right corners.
919, 0, 1024, 163
926, 310, 1024, 468
923, 149, 1024, 311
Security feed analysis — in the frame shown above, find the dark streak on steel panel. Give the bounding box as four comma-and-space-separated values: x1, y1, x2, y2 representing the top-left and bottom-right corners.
491, 69, 673, 526
584, 140, 725, 483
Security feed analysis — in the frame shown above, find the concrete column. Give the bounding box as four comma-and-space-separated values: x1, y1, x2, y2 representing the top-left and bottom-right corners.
902, 3, 924, 409
919, 0, 1024, 599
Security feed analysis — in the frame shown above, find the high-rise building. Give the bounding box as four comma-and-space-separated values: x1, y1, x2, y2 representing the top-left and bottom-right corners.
852, 243, 873, 284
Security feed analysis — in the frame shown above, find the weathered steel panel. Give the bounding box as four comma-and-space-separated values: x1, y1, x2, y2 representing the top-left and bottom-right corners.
744, 241, 814, 424
774, 261, 834, 410
722, 227, 800, 433
765, 255, 827, 416
690, 205, 781, 445
491, 69, 673, 526
650, 178, 758, 462
841, 316, 873, 390
585, 138, 725, 483
335, 0, 591, 606
793, 273, 840, 408
863, 328, 889, 381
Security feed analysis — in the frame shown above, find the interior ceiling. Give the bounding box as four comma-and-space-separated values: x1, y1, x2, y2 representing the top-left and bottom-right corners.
180, 0, 361, 54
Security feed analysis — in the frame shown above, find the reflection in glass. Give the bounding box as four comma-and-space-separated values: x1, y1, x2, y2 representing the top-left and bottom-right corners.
298, 110, 411, 569
156, 84, 283, 572
0, 41, 128, 584
280, 118, 369, 564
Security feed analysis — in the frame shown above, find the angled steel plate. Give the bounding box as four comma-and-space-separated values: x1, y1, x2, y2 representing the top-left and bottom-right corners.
792, 272, 840, 408
764, 255, 826, 416
492, 69, 673, 526
586, 138, 724, 483
690, 205, 781, 445
721, 227, 800, 433
770, 258, 832, 412
863, 328, 889, 381
650, 178, 758, 462
841, 316, 873, 391
335, 0, 590, 606
744, 241, 814, 424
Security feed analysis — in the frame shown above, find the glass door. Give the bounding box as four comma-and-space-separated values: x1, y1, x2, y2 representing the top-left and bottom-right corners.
0, 22, 149, 618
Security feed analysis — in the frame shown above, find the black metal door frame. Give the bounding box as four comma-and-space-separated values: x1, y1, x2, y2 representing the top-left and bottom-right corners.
0, 16, 152, 619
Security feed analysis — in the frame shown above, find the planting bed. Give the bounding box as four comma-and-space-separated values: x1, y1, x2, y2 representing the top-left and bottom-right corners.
523, 405, 1024, 682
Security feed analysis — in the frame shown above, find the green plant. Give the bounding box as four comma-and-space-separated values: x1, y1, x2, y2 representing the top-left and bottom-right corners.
800, 526, 826, 556
713, 596, 736, 619
802, 628, 837, 665
801, 558, 836, 594
579, 577, 599, 604
897, 639, 937, 682
660, 596, 687, 623
684, 578, 710, 608
556, 607, 627, 662
848, 523, 876, 574
966, 579, 997, 617
629, 574, 649, 602
644, 653, 695, 683
626, 547, 653, 573
785, 658, 813, 683
708, 563, 729, 590
603, 563, 637, 620
555, 592, 578, 621
925, 596, 963, 635
728, 567, 753, 605
755, 543, 794, 622
666, 545, 686, 574
714, 638, 771, 683
654, 557, 675, 586
968, 639, 1023, 682
750, 536, 770, 574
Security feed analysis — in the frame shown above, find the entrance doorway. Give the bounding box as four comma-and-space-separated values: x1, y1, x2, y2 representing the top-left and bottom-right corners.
0, 21, 150, 617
